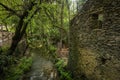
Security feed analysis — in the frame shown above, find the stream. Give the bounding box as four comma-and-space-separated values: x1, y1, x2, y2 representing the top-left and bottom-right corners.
22, 53, 58, 80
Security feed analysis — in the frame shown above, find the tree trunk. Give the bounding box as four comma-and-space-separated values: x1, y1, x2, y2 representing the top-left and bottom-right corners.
8, 18, 24, 55
60, 0, 64, 49
7, 2, 38, 55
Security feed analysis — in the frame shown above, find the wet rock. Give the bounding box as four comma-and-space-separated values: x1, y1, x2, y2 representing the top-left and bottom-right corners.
22, 54, 57, 80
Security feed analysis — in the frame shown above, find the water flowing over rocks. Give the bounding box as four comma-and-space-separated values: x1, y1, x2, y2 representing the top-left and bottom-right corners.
22, 53, 58, 80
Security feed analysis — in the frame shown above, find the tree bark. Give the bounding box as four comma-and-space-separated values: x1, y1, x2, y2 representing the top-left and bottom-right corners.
8, 2, 38, 55
60, 0, 64, 49
8, 18, 24, 55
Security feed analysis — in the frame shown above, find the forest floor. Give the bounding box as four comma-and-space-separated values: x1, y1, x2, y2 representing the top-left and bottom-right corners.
22, 50, 58, 80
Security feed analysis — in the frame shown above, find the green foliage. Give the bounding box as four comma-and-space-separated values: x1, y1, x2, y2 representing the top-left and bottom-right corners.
0, 46, 13, 77
0, 55, 14, 77
0, 0, 78, 79
0, 46, 8, 53
55, 59, 73, 80
5, 57, 32, 80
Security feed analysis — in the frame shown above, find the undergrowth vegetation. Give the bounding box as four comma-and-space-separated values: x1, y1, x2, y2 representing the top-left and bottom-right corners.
5, 57, 32, 80
55, 59, 73, 80
0, 46, 32, 80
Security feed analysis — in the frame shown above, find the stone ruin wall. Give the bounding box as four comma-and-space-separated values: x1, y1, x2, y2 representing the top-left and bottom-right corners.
0, 31, 13, 47
69, 0, 120, 80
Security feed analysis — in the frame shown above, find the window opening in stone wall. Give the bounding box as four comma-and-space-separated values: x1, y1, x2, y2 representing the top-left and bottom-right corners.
98, 14, 104, 21
92, 13, 98, 20
91, 13, 104, 29
98, 13, 104, 29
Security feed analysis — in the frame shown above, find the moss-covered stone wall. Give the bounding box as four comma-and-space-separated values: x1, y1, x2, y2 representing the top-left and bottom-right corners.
68, 0, 120, 80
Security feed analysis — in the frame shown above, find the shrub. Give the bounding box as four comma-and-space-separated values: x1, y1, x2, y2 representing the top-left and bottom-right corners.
3, 56, 32, 80
55, 59, 73, 80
